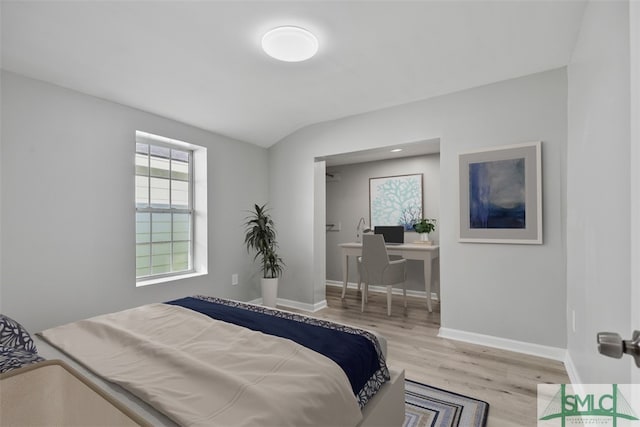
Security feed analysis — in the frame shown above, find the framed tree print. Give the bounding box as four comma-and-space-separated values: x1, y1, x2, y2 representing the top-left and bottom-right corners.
369, 173, 423, 231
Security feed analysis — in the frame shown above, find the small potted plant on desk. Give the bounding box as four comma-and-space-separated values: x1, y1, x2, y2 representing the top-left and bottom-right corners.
413, 218, 436, 244
244, 203, 285, 308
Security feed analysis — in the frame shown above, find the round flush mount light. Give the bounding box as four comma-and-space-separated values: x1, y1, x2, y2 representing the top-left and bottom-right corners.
262, 26, 319, 62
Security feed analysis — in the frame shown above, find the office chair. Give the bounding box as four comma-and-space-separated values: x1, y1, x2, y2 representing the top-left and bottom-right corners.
357, 234, 407, 316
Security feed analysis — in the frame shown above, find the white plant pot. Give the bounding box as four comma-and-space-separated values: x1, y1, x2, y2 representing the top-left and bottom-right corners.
419, 233, 430, 242
261, 277, 279, 308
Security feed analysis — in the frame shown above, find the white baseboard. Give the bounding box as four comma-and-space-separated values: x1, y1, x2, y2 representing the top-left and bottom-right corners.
279, 297, 327, 312
247, 297, 327, 313
438, 327, 567, 362
563, 351, 581, 385
326, 279, 439, 301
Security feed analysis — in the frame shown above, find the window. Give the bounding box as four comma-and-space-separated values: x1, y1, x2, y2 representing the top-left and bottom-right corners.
135, 139, 194, 280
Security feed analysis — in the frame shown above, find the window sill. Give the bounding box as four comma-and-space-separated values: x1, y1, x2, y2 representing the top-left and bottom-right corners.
136, 271, 207, 287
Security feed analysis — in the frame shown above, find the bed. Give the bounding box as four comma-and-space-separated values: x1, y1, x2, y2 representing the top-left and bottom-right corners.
28, 296, 405, 426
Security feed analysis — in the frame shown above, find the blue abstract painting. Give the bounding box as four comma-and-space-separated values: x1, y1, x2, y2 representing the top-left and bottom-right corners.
469, 158, 525, 229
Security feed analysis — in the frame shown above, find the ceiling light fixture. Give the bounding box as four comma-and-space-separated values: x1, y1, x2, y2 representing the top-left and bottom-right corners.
262, 26, 318, 62
390, 148, 403, 153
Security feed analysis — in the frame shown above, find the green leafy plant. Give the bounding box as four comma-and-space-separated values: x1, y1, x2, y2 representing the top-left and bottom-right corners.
244, 203, 285, 279
413, 218, 437, 234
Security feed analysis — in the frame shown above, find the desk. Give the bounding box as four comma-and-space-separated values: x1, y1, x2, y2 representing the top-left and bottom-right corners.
338, 242, 440, 312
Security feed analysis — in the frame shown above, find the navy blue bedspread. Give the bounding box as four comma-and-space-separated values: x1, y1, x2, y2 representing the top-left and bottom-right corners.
166, 296, 389, 408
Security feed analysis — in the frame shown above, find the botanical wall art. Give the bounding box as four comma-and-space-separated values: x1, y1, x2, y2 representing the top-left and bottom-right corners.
369, 173, 423, 230
459, 141, 542, 244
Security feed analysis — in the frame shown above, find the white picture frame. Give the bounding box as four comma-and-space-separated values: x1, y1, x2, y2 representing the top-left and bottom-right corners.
458, 141, 542, 244
369, 173, 423, 230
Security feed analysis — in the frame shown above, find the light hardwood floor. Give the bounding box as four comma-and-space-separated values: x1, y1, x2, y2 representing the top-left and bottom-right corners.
307, 285, 570, 427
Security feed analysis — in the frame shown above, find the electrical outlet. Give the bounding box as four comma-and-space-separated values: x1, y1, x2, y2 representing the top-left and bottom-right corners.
232, 274, 238, 286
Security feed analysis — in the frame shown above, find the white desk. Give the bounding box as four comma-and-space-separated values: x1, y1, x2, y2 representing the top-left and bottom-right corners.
338, 242, 440, 312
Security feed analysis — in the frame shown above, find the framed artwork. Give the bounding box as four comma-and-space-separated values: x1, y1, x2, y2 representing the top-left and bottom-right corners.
459, 141, 542, 244
369, 173, 423, 231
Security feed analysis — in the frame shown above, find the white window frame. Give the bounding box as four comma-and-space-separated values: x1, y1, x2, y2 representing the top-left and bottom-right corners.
135, 131, 208, 286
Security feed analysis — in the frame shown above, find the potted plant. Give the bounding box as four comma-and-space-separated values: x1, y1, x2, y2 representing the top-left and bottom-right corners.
244, 203, 284, 307
413, 218, 436, 242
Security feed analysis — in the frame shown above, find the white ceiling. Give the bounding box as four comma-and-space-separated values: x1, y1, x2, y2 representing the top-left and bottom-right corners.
1, 1, 586, 148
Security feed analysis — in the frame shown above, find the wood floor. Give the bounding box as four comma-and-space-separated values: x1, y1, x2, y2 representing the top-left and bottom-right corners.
308, 286, 570, 427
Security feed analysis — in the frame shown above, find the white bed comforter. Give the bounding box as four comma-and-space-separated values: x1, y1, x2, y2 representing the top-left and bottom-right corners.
39, 303, 362, 427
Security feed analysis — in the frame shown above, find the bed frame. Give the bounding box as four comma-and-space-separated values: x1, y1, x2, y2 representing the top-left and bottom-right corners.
359, 367, 405, 427
0, 360, 150, 426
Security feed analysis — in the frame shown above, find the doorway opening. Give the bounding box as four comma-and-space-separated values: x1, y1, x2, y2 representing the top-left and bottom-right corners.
313, 138, 441, 315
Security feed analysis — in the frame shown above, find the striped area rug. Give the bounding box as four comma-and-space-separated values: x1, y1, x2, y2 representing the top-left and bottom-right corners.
404, 379, 489, 427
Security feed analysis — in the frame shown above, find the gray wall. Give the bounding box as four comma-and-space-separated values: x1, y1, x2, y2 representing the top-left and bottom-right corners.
0, 71, 269, 332
566, 1, 632, 384
325, 155, 440, 293
270, 68, 568, 349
